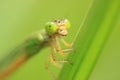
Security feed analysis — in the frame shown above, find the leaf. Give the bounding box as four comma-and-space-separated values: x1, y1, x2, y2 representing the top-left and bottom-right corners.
58, 0, 119, 80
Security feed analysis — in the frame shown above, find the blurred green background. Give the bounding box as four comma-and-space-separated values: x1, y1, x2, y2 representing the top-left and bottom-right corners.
0, 0, 119, 80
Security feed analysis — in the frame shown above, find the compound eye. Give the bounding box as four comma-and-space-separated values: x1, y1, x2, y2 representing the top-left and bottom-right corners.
64, 19, 70, 29
45, 22, 58, 34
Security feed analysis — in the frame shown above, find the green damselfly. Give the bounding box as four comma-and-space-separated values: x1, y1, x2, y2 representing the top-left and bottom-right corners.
0, 19, 74, 80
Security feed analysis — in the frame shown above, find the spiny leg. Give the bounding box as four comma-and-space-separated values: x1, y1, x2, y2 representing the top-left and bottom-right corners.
47, 55, 72, 79
51, 38, 72, 65
50, 54, 70, 68
50, 52, 73, 67
50, 37, 71, 67
60, 37, 71, 47
53, 38, 73, 56
61, 48, 73, 52
53, 37, 64, 56
50, 40, 62, 68
45, 37, 72, 80
45, 55, 56, 80
45, 39, 62, 80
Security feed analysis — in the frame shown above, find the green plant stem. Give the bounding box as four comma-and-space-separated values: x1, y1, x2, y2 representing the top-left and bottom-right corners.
58, 0, 119, 80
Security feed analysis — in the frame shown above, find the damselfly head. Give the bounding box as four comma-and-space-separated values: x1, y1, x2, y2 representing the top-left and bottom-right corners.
45, 18, 70, 36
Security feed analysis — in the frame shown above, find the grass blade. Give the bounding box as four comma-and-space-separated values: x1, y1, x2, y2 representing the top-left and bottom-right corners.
58, 0, 119, 80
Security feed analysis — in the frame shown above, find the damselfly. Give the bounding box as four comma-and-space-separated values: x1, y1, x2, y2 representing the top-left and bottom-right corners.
0, 19, 73, 80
